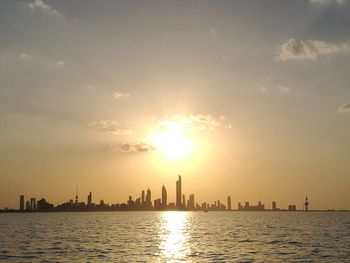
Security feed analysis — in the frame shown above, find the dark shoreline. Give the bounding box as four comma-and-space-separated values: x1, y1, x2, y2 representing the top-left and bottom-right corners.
1, 209, 349, 213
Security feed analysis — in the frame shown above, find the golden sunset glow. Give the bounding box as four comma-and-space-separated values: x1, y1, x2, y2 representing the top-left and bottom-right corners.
150, 120, 194, 160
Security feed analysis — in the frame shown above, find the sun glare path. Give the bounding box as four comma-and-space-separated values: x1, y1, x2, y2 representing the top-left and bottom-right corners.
149, 120, 194, 160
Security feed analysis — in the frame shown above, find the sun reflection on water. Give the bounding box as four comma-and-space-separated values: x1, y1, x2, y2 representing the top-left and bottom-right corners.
159, 212, 191, 262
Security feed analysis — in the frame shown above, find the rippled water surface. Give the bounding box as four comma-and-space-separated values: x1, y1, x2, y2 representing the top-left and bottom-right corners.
0, 211, 349, 262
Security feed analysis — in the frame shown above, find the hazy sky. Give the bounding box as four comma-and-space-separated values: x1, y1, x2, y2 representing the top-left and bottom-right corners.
1, 0, 349, 210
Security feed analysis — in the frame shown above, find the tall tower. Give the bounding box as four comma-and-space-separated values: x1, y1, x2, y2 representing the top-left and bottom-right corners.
75, 186, 79, 204
176, 175, 182, 209
304, 196, 309, 212
20, 195, 25, 211
146, 188, 152, 208
87, 192, 92, 205
162, 185, 167, 208
227, 196, 232, 211
141, 190, 145, 205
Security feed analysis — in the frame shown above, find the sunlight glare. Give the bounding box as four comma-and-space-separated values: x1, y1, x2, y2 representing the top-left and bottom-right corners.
150, 120, 194, 160
159, 212, 190, 261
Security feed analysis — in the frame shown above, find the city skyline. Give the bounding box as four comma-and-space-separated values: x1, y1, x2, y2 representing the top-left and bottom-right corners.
0, 0, 350, 210
6, 175, 319, 212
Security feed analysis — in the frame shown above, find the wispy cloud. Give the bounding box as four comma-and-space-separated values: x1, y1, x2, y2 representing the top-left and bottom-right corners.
309, 0, 346, 5
28, 0, 62, 18
19, 52, 65, 67
338, 103, 350, 113
277, 85, 291, 93
113, 91, 130, 99
85, 119, 133, 136
255, 83, 291, 94
117, 143, 154, 153
275, 39, 348, 61
255, 83, 268, 93
158, 114, 231, 131
209, 27, 217, 39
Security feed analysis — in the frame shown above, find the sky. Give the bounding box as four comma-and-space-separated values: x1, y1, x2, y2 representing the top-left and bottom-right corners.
0, 0, 349, 210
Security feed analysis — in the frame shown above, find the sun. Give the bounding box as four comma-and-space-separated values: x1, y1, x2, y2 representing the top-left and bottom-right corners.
149, 120, 194, 160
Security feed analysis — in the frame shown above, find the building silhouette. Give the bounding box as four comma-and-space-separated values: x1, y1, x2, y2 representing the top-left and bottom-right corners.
19, 195, 24, 211
304, 196, 309, 212
145, 188, 152, 209
187, 194, 195, 210
272, 201, 277, 211
75, 187, 79, 204
238, 201, 265, 211
141, 190, 145, 205
30, 198, 36, 211
87, 192, 92, 206
176, 175, 182, 209
227, 196, 232, 211
288, 204, 297, 211
162, 185, 167, 208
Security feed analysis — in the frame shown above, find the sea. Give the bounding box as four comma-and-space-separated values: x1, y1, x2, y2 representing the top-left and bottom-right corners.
0, 211, 349, 262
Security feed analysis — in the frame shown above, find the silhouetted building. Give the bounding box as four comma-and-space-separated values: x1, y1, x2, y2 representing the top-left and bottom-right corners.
187, 194, 195, 210
30, 198, 36, 210
75, 187, 79, 204
127, 196, 134, 208
87, 192, 92, 206
304, 196, 309, 212
154, 198, 161, 210
162, 185, 167, 208
37, 198, 54, 211
26, 200, 31, 210
272, 201, 277, 211
182, 194, 186, 209
176, 175, 182, 209
145, 188, 152, 209
141, 190, 145, 205
288, 205, 297, 211
238, 201, 265, 211
227, 196, 232, 211
20, 195, 24, 211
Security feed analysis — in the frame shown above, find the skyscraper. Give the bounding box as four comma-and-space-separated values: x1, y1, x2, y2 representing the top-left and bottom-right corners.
145, 188, 152, 209
162, 185, 167, 208
75, 186, 79, 204
176, 175, 182, 209
141, 190, 145, 205
182, 194, 186, 209
20, 195, 24, 211
227, 196, 232, 211
87, 192, 92, 205
187, 194, 195, 210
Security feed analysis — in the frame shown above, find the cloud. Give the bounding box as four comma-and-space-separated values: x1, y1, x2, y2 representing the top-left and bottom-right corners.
19, 52, 65, 67
309, 0, 346, 5
28, 0, 62, 17
20, 53, 32, 60
277, 85, 291, 93
85, 119, 133, 136
255, 83, 268, 93
255, 83, 291, 94
275, 39, 348, 61
118, 143, 154, 153
159, 114, 231, 132
113, 92, 130, 99
338, 103, 350, 113
209, 27, 217, 39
